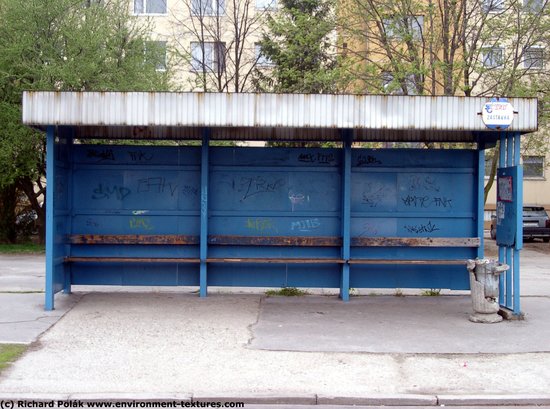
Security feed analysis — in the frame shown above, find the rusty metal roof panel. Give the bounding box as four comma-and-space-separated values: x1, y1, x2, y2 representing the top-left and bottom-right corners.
22, 92, 538, 141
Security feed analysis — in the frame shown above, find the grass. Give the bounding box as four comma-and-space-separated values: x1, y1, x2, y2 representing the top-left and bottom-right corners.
0, 243, 45, 254
265, 287, 309, 296
394, 288, 405, 297
421, 288, 442, 296
0, 344, 27, 373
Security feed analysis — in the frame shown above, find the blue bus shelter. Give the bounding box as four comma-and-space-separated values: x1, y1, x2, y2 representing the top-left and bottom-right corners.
22, 92, 538, 313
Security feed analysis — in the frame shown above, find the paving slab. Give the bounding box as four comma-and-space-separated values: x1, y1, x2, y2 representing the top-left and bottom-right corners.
249, 295, 550, 354
0, 293, 81, 344
1, 292, 549, 396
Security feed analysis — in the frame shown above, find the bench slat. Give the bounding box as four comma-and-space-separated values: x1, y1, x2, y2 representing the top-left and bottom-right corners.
351, 237, 480, 247
65, 257, 200, 263
69, 235, 199, 245
348, 259, 467, 265
69, 235, 479, 247
208, 235, 342, 247
207, 258, 345, 264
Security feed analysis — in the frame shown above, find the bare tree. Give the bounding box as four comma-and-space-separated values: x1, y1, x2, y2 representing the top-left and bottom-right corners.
171, 0, 270, 92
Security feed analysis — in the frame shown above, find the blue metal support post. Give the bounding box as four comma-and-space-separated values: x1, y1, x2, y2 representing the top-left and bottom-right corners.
340, 130, 352, 301
64, 131, 74, 294
45, 126, 56, 311
477, 143, 486, 259
513, 132, 522, 314
505, 135, 513, 309
199, 129, 210, 297
498, 135, 506, 305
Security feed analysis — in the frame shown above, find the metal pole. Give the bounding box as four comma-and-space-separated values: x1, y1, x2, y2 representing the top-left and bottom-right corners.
45, 126, 56, 311
199, 129, 210, 297
340, 130, 352, 301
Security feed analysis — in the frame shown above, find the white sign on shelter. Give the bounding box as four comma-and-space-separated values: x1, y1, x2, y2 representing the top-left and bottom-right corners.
482, 98, 515, 130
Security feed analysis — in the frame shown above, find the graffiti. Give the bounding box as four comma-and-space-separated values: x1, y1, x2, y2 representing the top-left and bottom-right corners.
298, 152, 336, 165
129, 217, 154, 230
401, 195, 430, 208
132, 210, 149, 215
433, 197, 453, 208
404, 221, 440, 234
86, 148, 115, 162
86, 218, 99, 228
246, 217, 278, 233
238, 176, 285, 201
362, 183, 386, 207
408, 175, 440, 192
288, 190, 308, 211
138, 177, 178, 197
401, 195, 452, 208
291, 218, 321, 232
356, 154, 382, 167
128, 150, 153, 162
92, 184, 131, 200
181, 185, 199, 196
358, 222, 379, 237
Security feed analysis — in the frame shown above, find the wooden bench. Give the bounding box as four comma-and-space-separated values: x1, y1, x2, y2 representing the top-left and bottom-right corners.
65, 234, 344, 264
65, 234, 479, 265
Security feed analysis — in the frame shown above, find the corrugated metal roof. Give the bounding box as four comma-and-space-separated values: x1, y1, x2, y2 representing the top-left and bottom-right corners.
22, 92, 538, 142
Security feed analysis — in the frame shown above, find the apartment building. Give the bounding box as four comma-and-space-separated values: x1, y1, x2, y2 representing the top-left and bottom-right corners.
132, 0, 549, 214
132, 0, 275, 92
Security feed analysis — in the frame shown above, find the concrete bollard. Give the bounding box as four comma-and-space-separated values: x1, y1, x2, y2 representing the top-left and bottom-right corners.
466, 259, 509, 323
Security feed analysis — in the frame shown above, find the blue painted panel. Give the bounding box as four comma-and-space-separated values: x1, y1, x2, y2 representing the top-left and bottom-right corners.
211, 147, 341, 167
73, 145, 200, 166
350, 265, 469, 290
71, 264, 199, 286
64, 144, 480, 292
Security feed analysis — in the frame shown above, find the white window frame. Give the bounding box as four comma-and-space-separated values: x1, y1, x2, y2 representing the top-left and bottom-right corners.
483, 0, 505, 12
383, 15, 424, 41
190, 42, 226, 72
523, 47, 544, 69
523, 156, 545, 179
256, 0, 277, 10
482, 47, 504, 68
191, 0, 225, 16
523, 0, 543, 12
255, 44, 274, 67
133, 0, 167, 15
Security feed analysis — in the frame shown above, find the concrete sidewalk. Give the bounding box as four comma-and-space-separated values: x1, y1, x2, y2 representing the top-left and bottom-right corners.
1, 292, 550, 399
1, 241, 549, 403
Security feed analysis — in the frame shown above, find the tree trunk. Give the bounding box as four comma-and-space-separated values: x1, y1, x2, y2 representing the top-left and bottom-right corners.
18, 177, 46, 244
0, 184, 17, 243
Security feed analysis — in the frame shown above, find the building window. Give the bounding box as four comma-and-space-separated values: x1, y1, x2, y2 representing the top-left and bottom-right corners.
191, 0, 225, 15
523, 0, 543, 12
383, 15, 424, 41
381, 72, 419, 95
483, 0, 505, 12
191, 42, 226, 72
145, 41, 167, 71
482, 47, 504, 68
255, 44, 274, 66
523, 156, 544, 178
134, 0, 167, 14
523, 47, 544, 69
256, 0, 277, 9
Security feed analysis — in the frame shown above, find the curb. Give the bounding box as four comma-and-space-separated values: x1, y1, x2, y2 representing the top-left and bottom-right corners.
2, 393, 550, 406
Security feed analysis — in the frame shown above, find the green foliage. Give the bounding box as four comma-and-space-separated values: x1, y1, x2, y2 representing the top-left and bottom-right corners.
265, 287, 309, 296
0, 344, 27, 373
421, 288, 441, 296
255, 0, 348, 93
0, 243, 45, 254
0, 0, 172, 242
